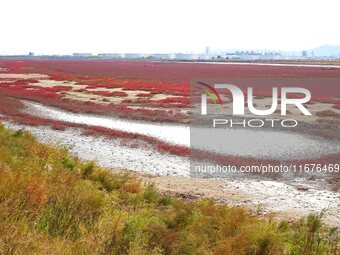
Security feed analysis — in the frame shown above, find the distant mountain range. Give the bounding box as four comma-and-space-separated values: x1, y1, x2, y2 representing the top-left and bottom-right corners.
311, 45, 340, 57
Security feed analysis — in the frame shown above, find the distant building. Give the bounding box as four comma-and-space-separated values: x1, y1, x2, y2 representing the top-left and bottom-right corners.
197, 54, 211, 60
28, 52, 34, 57
301, 51, 308, 57
124, 53, 146, 59
174, 53, 198, 60
73, 53, 92, 58
98, 53, 123, 59
149, 54, 173, 60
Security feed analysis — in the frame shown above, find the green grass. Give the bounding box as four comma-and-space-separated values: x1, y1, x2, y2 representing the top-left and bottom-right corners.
0, 122, 338, 255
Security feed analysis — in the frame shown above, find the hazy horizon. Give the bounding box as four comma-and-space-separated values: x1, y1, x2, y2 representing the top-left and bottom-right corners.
1, 0, 340, 55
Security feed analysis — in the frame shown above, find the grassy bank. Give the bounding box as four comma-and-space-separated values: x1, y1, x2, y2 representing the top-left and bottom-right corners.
0, 122, 338, 255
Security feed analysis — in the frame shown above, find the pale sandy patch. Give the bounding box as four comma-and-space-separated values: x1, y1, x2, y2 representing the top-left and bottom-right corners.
87, 87, 148, 99
63, 91, 123, 104
29, 79, 88, 89
0, 73, 49, 79
142, 175, 339, 227
86, 87, 124, 92
151, 94, 184, 100
142, 175, 251, 203
0, 80, 15, 83
15, 77, 186, 105
122, 89, 161, 98
78, 87, 184, 103
127, 105, 189, 114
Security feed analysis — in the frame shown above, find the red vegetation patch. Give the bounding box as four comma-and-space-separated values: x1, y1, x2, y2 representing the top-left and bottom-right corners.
82, 125, 190, 157
1, 58, 340, 125
47, 85, 73, 91
311, 96, 340, 105
136, 93, 154, 97
0, 83, 188, 123
89, 90, 128, 97
316, 110, 340, 117
332, 103, 340, 110
51, 123, 67, 131
157, 96, 190, 105
4, 58, 340, 99
14, 79, 39, 85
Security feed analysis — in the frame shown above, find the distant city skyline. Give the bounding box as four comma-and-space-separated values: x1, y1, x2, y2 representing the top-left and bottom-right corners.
1, 0, 340, 55
3, 45, 340, 58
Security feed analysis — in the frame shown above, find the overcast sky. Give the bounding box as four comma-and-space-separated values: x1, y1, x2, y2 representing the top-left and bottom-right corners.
1, 0, 340, 55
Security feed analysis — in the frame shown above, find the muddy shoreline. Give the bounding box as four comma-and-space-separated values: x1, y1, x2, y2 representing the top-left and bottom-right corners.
21, 100, 340, 161
1, 119, 339, 227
